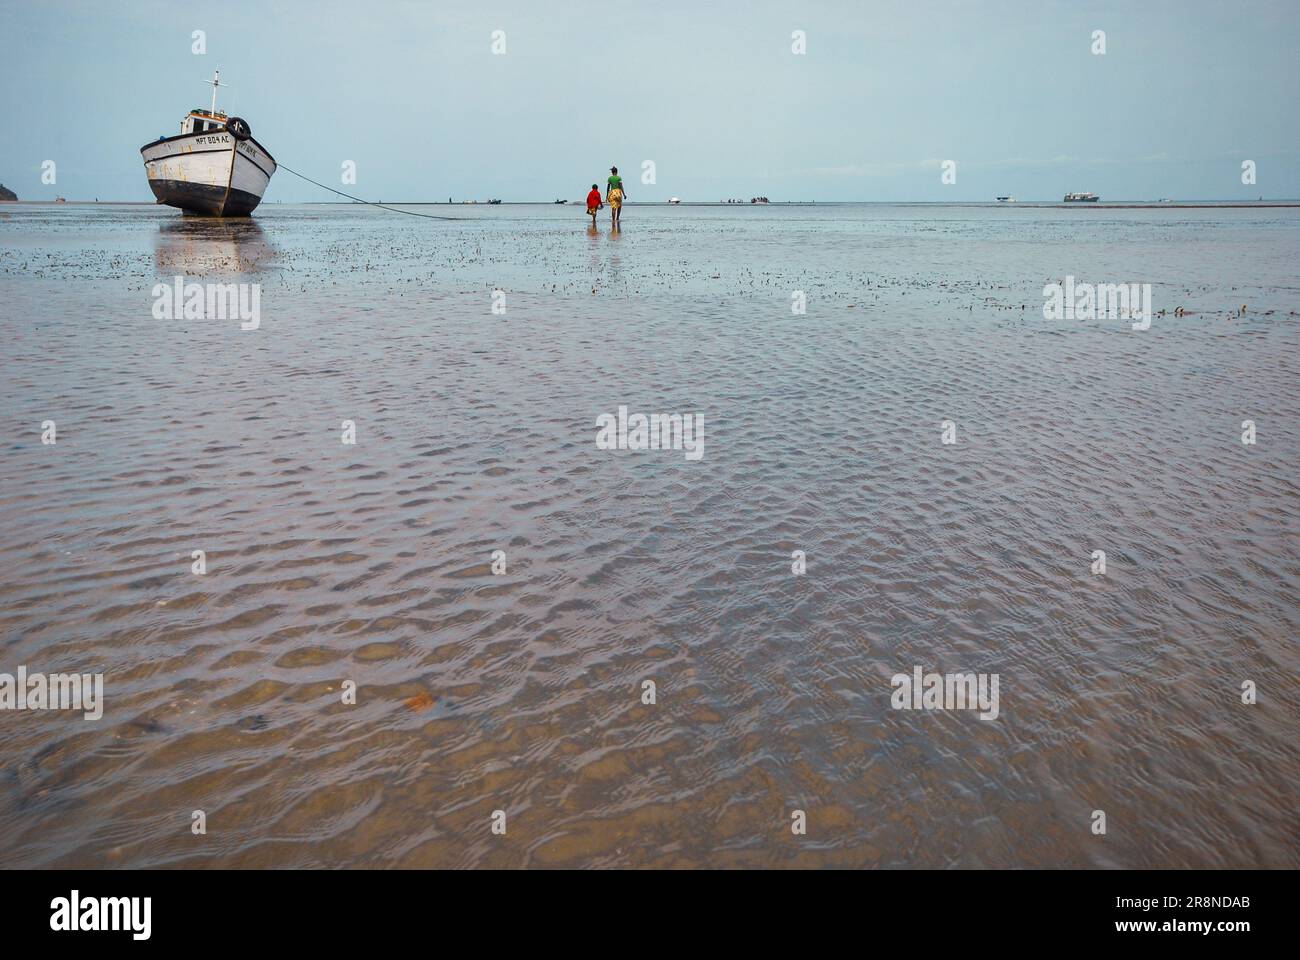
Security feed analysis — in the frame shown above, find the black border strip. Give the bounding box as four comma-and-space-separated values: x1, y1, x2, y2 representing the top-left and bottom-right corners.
9, 868, 1284, 946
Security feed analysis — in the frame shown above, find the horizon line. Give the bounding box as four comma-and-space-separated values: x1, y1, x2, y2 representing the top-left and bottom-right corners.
6, 199, 1300, 208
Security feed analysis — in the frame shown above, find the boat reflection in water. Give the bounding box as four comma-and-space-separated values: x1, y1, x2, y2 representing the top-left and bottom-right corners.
153, 216, 276, 277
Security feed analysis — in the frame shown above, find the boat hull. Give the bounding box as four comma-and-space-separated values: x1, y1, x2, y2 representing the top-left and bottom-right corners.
144, 178, 265, 216
140, 130, 275, 216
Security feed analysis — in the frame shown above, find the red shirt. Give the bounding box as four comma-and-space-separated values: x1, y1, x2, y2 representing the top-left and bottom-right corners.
587, 189, 601, 208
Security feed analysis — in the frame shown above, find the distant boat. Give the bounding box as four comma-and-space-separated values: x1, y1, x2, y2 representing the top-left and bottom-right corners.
995, 195, 1015, 202
488, 199, 502, 205
1156, 198, 1173, 203
553, 199, 568, 204
139, 70, 276, 216
669, 197, 681, 204
1064, 192, 1100, 203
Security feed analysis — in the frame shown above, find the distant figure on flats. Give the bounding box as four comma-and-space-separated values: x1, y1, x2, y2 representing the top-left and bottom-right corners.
606, 166, 625, 228
586, 184, 603, 224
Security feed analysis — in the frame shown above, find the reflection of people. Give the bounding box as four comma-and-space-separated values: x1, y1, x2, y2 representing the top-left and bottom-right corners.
586, 184, 602, 225
606, 166, 625, 227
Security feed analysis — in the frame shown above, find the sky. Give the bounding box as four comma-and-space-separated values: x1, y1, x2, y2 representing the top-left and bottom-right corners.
2, 0, 1298, 203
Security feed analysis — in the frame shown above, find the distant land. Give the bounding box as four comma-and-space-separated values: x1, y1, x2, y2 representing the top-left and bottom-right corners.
2, 196, 1298, 209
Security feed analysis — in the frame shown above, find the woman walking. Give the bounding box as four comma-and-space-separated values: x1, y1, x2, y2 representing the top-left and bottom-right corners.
606, 166, 626, 228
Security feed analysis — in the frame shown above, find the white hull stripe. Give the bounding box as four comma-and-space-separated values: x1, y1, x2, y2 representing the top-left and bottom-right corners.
144, 151, 272, 201
144, 147, 274, 181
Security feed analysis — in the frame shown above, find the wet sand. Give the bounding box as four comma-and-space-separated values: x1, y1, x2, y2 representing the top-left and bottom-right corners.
1, 203, 1297, 868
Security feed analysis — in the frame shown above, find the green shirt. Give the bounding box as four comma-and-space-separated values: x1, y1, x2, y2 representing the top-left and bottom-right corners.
607, 175, 623, 192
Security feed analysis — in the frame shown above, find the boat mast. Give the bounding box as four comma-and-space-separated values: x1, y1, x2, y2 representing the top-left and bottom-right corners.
206, 68, 222, 115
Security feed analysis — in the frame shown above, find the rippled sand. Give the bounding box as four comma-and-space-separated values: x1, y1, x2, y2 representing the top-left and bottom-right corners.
1, 203, 1297, 868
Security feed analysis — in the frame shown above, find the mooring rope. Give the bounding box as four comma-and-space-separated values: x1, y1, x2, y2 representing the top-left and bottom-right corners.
276, 162, 468, 220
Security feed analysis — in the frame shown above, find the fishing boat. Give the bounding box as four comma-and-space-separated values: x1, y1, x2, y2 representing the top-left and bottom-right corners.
139, 70, 276, 216
995, 195, 1015, 202
1063, 192, 1100, 203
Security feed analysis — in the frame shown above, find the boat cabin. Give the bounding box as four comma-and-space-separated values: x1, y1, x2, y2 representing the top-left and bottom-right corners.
182, 110, 228, 136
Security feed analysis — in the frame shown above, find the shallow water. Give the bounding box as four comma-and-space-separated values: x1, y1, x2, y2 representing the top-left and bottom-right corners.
1, 202, 1298, 868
